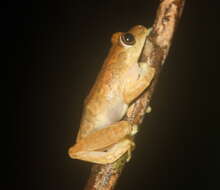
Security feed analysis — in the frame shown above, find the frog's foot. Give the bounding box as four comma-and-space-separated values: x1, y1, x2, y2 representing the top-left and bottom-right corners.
131, 124, 138, 136
126, 140, 135, 162
146, 105, 152, 113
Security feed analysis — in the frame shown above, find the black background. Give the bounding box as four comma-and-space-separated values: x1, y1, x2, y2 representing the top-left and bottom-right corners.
9, 0, 219, 189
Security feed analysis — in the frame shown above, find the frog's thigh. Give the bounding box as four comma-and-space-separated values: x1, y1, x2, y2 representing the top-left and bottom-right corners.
69, 121, 132, 157
124, 64, 155, 104
70, 139, 133, 164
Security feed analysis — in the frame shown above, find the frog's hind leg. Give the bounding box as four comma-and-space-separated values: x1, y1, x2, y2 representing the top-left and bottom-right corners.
69, 139, 133, 164
68, 120, 136, 164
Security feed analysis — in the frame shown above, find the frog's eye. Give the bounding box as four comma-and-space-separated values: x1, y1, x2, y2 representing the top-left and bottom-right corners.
120, 33, 136, 47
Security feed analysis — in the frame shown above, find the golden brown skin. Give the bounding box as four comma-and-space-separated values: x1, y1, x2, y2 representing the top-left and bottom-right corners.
68, 25, 155, 164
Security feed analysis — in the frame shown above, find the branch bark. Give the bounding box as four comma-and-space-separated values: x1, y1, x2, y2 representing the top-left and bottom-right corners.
84, 0, 185, 189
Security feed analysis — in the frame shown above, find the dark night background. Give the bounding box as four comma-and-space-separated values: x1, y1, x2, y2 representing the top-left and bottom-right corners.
8, 0, 219, 189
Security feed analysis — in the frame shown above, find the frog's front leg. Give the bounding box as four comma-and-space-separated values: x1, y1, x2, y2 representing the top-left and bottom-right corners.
124, 63, 155, 104
68, 121, 136, 164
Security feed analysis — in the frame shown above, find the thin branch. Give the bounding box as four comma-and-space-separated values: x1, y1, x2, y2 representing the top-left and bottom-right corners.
84, 0, 185, 189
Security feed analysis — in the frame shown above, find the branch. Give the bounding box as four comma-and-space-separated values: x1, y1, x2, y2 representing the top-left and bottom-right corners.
84, 0, 185, 189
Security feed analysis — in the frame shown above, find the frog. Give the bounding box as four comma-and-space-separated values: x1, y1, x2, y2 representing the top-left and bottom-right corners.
68, 25, 155, 164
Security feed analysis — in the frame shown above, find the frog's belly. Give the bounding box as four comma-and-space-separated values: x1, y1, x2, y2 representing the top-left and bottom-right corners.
91, 96, 128, 130
78, 95, 128, 140
101, 98, 128, 128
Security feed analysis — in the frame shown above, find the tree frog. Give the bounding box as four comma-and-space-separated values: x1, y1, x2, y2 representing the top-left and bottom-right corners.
68, 25, 155, 164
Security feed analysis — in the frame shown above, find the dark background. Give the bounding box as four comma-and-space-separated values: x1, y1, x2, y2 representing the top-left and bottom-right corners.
9, 0, 219, 189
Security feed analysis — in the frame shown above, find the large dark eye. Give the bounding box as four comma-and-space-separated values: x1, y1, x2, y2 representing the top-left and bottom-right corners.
120, 33, 136, 46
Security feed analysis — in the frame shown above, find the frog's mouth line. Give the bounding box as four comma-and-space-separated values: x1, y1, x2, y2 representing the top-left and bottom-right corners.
138, 28, 153, 64
138, 38, 148, 64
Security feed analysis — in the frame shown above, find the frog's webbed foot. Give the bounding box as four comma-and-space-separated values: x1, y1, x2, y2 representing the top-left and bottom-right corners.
126, 140, 136, 162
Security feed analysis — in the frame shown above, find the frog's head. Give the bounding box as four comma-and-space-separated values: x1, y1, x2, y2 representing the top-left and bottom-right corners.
111, 25, 149, 62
